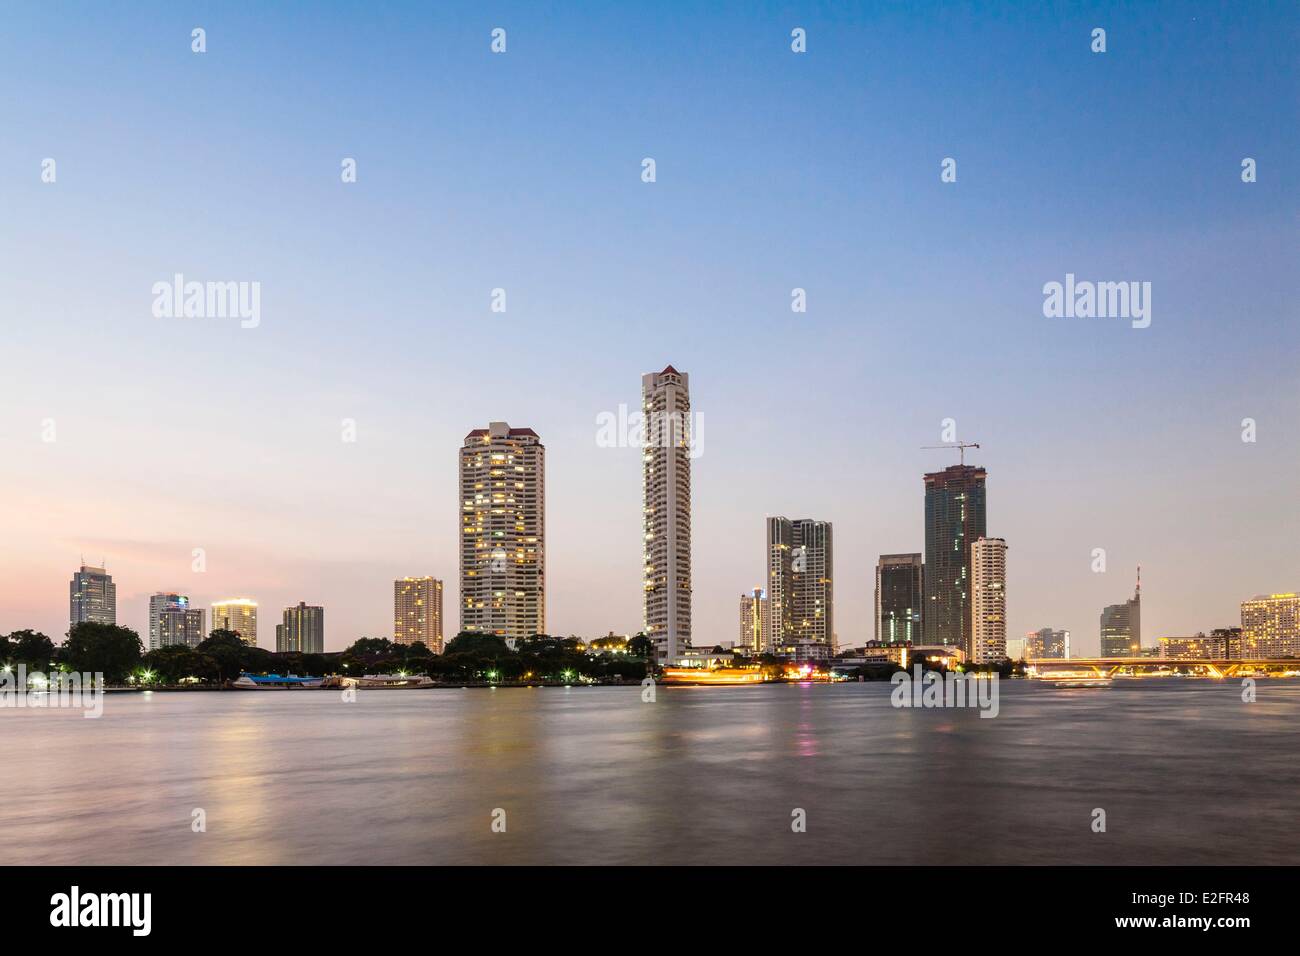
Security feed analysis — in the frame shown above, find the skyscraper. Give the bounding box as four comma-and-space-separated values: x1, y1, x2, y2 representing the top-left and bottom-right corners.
211, 598, 258, 647
738, 587, 768, 653
149, 593, 203, 650
69, 564, 116, 627
875, 553, 923, 644
460, 422, 545, 642
1240, 593, 1300, 658
1100, 572, 1142, 656
922, 465, 987, 654
394, 576, 444, 652
158, 604, 206, 649
149, 592, 179, 649
1025, 628, 1070, 659
276, 602, 324, 654
970, 537, 1007, 663
642, 366, 692, 663
766, 517, 834, 653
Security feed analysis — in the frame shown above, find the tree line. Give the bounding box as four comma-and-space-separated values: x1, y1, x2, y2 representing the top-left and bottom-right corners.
1, 624, 651, 685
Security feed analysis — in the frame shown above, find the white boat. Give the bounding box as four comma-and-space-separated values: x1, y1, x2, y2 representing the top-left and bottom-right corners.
231, 673, 324, 690
319, 674, 435, 689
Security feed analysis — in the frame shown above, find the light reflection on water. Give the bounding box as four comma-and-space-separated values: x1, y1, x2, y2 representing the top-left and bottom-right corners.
1, 679, 1297, 865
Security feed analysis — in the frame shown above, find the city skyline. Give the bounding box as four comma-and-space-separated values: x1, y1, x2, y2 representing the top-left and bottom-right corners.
2, 4, 1296, 654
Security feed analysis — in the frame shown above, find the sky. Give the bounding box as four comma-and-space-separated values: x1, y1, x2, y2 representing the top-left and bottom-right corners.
1, 1, 1296, 654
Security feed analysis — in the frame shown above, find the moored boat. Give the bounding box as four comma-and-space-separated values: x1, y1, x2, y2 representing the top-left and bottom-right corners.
318, 674, 436, 689
231, 673, 324, 690
1034, 671, 1112, 688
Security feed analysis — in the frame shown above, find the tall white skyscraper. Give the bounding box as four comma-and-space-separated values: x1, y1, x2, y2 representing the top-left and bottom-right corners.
69, 564, 116, 627
766, 518, 833, 653
642, 366, 692, 663
211, 599, 258, 647
394, 576, 444, 652
460, 422, 545, 642
971, 537, 1008, 663
149, 592, 202, 650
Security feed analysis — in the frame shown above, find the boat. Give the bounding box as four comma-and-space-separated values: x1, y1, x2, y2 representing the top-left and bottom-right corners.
231, 673, 324, 690
318, 674, 436, 689
659, 667, 767, 685
1034, 671, 1112, 688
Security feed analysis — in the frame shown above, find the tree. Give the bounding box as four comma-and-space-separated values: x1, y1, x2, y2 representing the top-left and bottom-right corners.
61, 623, 142, 683
197, 630, 255, 682
444, 632, 511, 656
6, 629, 56, 668
346, 637, 394, 657
627, 633, 654, 659
142, 645, 217, 684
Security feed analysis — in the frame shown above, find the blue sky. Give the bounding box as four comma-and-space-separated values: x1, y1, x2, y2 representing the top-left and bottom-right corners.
1, 1, 1296, 652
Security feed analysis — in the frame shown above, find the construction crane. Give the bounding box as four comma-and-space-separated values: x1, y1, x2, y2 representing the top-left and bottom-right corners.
922, 441, 981, 465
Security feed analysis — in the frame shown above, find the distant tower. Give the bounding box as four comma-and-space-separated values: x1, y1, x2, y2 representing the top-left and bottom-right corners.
70, 564, 116, 628
922, 464, 988, 656
642, 366, 692, 663
738, 587, 768, 653
1100, 569, 1142, 656
149, 593, 203, 650
394, 577, 444, 652
277, 602, 324, 654
766, 517, 834, 653
460, 422, 545, 642
1240, 594, 1300, 658
970, 537, 1008, 663
876, 553, 923, 644
211, 599, 259, 647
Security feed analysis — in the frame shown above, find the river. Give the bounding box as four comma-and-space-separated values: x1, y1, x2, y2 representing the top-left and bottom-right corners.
2, 679, 1297, 865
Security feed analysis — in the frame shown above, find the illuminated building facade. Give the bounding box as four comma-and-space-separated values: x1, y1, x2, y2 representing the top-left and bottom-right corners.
460, 422, 545, 642
212, 598, 259, 647
642, 366, 691, 663
1025, 627, 1069, 659
69, 564, 116, 628
922, 465, 987, 654
766, 517, 834, 652
149, 592, 182, 649
276, 602, 324, 654
150, 593, 205, 649
1100, 575, 1141, 656
738, 587, 768, 653
876, 553, 923, 644
394, 577, 444, 652
1240, 593, 1300, 658
970, 537, 1007, 663
1157, 634, 1220, 660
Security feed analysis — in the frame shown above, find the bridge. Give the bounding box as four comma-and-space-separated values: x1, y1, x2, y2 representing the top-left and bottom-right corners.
1026, 657, 1300, 679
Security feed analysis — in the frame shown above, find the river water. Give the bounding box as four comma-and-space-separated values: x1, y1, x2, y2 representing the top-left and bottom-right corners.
2, 679, 1297, 865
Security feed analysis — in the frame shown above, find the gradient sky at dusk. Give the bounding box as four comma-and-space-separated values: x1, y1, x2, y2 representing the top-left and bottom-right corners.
2, 2, 1296, 653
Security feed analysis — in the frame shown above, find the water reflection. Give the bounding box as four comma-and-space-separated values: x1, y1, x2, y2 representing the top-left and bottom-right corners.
1, 680, 1297, 865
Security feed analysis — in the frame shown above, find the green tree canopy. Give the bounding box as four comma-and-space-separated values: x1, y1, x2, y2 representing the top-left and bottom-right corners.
197, 629, 259, 682
5, 629, 56, 668
141, 645, 218, 683
627, 633, 654, 659
62, 623, 142, 682
444, 632, 511, 656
